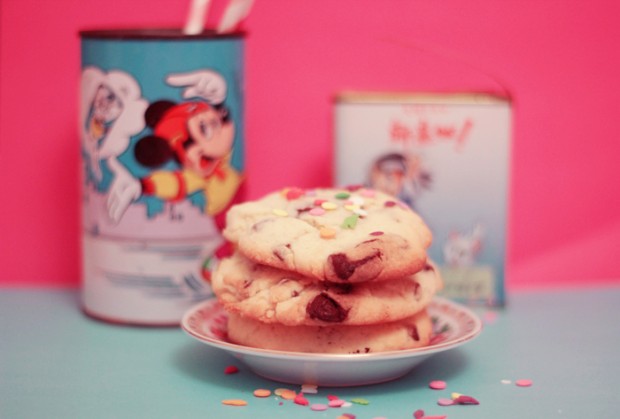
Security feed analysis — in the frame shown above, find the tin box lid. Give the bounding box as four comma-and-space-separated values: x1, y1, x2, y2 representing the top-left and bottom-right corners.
79, 28, 246, 40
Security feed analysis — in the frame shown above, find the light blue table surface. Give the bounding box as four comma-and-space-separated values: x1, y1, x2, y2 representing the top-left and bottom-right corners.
1, 286, 618, 418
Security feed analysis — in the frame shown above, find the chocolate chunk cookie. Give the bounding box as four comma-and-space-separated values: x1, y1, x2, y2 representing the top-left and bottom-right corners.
227, 308, 433, 354
211, 252, 442, 326
223, 187, 432, 283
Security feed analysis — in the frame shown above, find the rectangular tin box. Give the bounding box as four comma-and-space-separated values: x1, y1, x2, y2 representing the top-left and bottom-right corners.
334, 92, 511, 306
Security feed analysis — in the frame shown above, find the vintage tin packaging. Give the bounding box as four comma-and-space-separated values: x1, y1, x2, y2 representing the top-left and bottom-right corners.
334, 92, 511, 306
79, 29, 245, 324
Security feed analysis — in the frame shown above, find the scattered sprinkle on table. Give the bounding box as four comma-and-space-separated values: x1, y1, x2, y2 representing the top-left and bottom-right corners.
414, 409, 425, 418
350, 397, 370, 405
501, 379, 512, 384
221, 399, 247, 406
252, 388, 271, 398
223, 365, 239, 374
429, 380, 447, 390
516, 379, 533, 387
328, 399, 346, 408
437, 398, 455, 406
453, 395, 480, 405
279, 389, 297, 400
293, 394, 309, 406
310, 403, 328, 411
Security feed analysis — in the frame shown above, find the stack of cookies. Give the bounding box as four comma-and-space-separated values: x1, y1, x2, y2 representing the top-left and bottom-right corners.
211, 187, 442, 354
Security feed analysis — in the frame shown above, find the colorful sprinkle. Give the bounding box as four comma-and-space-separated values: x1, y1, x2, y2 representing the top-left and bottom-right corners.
314, 199, 326, 206
429, 380, 447, 390
274, 388, 292, 396
453, 395, 480, 405
320, 227, 337, 239
285, 187, 305, 200
341, 214, 359, 229
335, 192, 351, 199
328, 399, 346, 408
309, 207, 326, 216
345, 184, 363, 192
279, 389, 297, 400
370, 231, 384, 236
310, 403, 328, 411
450, 392, 462, 400
252, 389, 271, 398
350, 397, 370, 405
437, 398, 455, 406
516, 379, 533, 387
321, 202, 338, 210
272, 208, 288, 217
414, 409, 425, 418
339, 414, 356, 419
344, 204, 360, 212
294, 394, 310, 406
224, 365, 239, 374
221, 399, 247, 406
501, 379, 512, 384
384, 200, 397, 207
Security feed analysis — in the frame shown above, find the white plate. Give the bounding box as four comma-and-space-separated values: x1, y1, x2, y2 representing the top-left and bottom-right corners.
181, 297, 482, 387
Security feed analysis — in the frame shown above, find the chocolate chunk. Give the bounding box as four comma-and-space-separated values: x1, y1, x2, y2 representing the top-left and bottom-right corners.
410, 325, 420, 341
326, 282, 353, 295
306, 293, 348, 322
296, 206, 313, 215
328, 252, 381, 280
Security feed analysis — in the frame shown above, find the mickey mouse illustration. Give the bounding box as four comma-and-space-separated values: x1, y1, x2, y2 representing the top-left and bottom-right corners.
106, 70, 243, 224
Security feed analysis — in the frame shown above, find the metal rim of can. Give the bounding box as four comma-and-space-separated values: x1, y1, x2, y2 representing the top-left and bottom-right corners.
79, 28, 246, 40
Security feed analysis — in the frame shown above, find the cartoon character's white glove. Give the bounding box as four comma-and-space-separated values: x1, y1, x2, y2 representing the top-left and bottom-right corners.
106, 158, 142, 223
166, 70, 227, 105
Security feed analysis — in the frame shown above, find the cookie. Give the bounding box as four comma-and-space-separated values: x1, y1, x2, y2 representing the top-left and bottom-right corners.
226, 309, 433, 354
223, 187, 432, 283
212, 252, 442, 326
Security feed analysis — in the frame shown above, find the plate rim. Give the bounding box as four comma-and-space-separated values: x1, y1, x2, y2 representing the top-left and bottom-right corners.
181, 296, 482, 362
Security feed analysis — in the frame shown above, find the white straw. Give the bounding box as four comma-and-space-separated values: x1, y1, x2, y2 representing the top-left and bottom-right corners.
184, 0, 212, 35
217, 0, 254, 33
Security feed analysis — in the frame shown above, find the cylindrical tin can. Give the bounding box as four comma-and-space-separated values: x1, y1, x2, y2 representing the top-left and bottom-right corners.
79, 29, 245, 325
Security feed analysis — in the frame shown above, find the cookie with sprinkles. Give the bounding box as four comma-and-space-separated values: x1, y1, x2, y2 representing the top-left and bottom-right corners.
226, 307, 433, 354
212, 252, 442, 326
222, 187, 432, 283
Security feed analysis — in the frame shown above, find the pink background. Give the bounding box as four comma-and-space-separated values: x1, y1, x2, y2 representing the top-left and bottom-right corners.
1, 0, 619, 290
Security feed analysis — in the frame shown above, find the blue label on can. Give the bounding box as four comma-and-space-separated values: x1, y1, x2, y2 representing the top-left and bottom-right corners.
80, 35, 244, 240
